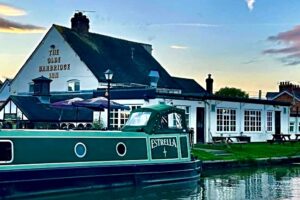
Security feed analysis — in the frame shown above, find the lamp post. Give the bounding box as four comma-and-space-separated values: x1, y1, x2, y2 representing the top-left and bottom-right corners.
104, 69, 113, 130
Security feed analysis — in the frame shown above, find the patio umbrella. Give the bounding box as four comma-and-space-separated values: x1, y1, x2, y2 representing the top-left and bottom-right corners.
73, 97, 130, 110
51, 97, 84, 122
73, 97, 130, 125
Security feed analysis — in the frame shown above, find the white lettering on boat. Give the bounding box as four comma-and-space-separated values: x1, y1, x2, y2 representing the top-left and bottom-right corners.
150, 138, 177, 149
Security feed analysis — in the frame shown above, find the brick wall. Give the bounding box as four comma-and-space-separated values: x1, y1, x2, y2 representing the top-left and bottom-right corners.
274, 93, 300, 114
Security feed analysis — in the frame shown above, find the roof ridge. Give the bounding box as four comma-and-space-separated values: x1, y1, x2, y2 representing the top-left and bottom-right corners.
53, 24, 152, 46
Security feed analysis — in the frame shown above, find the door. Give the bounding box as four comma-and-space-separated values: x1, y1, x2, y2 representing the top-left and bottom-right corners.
196, 107, 205, 143
275, 111, 281, 135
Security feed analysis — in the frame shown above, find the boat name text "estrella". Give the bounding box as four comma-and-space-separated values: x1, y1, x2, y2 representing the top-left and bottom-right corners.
150, 138, 177, 149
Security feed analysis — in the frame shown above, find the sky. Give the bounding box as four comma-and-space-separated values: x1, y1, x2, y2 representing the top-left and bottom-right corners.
1, 0, 300, 97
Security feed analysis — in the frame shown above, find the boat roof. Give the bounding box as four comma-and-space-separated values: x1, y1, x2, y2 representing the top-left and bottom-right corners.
0, 130, 147, 138
122, 104, 188, 134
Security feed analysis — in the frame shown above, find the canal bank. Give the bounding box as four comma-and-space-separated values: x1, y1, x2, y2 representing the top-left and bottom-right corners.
201, 155, 300, 171
192, 142, 300, 172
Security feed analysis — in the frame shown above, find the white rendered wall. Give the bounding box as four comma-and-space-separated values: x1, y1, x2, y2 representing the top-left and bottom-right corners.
143, 98, 204, 144
10, 26, 98, 94
205, 100, 290, 143
0, 82, 10, 101
95, 98, 204, 144
289, 117, 300, 137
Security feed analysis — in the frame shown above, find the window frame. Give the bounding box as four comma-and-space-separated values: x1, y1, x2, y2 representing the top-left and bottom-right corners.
244, 110, 262, 132
110, 105, 141, 129
216, 108, 237, 133
0, 140, 14, 164
175, 105, 190, 128
290, 122, 295, 133
266, 111, 273, 132
67, 79, 80, 92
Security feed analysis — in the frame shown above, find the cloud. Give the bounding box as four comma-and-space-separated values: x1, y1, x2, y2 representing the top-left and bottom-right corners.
0, 3, 26, 16
242, 58, 261, 65
0, 17, 45, 33
170, 45, 188, 50
246, 0, 255, 11
263, 25, 300, 65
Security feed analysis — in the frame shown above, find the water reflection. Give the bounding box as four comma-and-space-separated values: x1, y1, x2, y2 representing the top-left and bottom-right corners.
201, 164, 300, 200
21, 164, 300, 200
25, 181, 201, 200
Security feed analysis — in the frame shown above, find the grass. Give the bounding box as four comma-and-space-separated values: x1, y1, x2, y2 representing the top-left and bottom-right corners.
192, 142, 300, 161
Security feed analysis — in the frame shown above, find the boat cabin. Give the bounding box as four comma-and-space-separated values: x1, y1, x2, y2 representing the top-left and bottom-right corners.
122, 104, 188, 134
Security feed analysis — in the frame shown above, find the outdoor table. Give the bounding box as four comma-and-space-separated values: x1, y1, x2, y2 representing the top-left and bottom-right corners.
234, 136, 251, 143
212, 136, 250, 143
295, 134, 300, 141
281, 134, 292, 141
271, 134, 292, 142
212, 136, 228, 143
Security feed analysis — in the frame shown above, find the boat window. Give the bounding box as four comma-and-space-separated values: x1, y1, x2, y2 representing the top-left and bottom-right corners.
116, 142, 127, 157
125, 112, 151, 126
160, 112, 183, 130
74, 142, 87, 158
0, 140, 13, 163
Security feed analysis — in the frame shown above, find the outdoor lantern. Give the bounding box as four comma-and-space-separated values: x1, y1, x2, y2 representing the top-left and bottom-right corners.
104, 69, 113, 130
104, 69, 113, 81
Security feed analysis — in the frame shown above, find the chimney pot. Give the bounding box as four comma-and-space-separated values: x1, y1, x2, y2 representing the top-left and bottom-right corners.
71, 12, 90, 33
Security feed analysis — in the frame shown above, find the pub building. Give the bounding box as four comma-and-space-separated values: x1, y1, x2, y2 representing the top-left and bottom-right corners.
0, 12, 291, 143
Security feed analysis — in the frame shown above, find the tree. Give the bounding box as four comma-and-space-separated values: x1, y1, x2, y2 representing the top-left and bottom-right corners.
215, 87, 249, 98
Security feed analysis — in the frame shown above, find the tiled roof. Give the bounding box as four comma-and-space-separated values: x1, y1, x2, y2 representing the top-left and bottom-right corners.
54, 25, 182, 89
203, 95, 291, 106
9, 95, 92, 122
266, 91, 300, 101
266, 92, 279, 100
172, 77, 208, 95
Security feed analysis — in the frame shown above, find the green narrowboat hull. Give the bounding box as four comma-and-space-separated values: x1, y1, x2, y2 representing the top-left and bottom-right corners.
0, 130, 201, 198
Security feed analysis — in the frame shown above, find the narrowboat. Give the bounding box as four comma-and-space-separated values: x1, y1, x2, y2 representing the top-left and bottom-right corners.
0, 104, 201, 198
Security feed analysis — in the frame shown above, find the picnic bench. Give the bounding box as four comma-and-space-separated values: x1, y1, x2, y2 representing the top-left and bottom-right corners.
267, 134, 296, 144
212, 135, 251, 144
295, 134, 300, 141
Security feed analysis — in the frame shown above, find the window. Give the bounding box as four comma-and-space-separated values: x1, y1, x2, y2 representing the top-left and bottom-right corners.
217, 108, 236, 132
244, 110, 261, 132
266, 111, 273, 132
290, 122, 295, 132
175, 106, 190, 127
1, 100, 27, 121
298, 122, 300, 132
67, 79, 80, 92
110, 105, 141, 129
0, 140, 13, 163
125, 112, 151, 126
159, 112, 183, 130
29, 82, 34, 93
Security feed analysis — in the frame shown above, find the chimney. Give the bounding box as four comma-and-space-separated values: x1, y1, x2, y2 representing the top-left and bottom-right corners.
148, 70, 160, 88
206, 74, 213, 95
32, 76, 52, 104
71, 12, 90, 33
278, 81, 300, 93
258, 90, 262, 99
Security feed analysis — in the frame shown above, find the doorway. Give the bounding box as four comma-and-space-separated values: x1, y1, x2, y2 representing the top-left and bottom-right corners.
196, 107, 205, 143
275, 111, 281, 135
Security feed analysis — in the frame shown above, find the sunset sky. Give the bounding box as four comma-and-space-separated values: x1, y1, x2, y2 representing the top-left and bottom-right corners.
1, 0, 300, 97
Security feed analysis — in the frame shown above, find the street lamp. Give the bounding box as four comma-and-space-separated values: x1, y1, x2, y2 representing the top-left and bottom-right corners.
104, 69, 113, 130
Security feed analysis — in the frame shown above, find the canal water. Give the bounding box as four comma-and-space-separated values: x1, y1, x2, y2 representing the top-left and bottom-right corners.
27, 164, 300, 200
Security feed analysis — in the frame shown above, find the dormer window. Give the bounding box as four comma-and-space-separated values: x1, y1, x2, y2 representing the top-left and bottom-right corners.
67, 79, 80, 92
